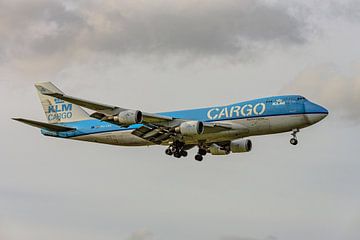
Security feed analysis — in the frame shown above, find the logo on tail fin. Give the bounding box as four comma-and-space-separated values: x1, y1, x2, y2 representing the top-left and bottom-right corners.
48, 100, 73, 121
54, 98, 64, 104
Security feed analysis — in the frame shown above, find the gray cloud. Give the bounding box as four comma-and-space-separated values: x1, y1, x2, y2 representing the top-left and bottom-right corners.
323, 0, 360, 21
83, 0, 306, 56
0, 0, 307, 62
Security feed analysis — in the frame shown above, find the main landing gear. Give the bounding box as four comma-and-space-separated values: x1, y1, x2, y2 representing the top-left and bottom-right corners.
165, 141, 207, 161
165, 141, 188, 158
290, 128, 299, 145
194, 148, 207, 161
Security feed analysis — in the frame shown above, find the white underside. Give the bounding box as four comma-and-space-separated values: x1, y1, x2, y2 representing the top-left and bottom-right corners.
71, 113, 325, 146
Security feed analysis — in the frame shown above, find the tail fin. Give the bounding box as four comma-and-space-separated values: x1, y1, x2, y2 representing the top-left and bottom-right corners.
35, 82, 90, 123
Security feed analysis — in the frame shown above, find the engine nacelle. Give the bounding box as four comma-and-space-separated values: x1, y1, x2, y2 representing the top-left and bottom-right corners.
113, 110, 143, 125
176, 121, 204, 136
230, 139, 252, 153
209, 144, 229, 155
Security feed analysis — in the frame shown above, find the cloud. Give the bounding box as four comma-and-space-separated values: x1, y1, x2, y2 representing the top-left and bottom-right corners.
1, 0, 360, 78
322, 0, 360, 21
281, 64, 360, 123
80, 0, 307, 56
0, 0, 307, 62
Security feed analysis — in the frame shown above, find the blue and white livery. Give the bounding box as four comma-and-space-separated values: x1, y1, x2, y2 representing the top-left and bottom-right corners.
13, 82, 328, 161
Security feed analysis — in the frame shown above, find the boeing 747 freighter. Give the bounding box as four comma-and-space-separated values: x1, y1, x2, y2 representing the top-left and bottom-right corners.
13, 82, 328, 161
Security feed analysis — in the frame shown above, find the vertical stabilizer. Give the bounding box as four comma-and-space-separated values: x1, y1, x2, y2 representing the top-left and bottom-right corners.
35, 82, 90, 123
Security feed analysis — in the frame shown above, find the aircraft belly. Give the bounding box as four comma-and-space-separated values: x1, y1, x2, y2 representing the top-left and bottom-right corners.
72, 114, 310, 146
268, 114, 308, 133
204, 114, 309, 139
183, 130, 245, 144
72, 131, 153, 146
230, 115, 308, 135
180, 114, 309, 144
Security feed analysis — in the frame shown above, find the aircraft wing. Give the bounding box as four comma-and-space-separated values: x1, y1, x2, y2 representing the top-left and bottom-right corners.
132, 122, 249, 144
36, 84, 173, 123
12, 118, 76, 132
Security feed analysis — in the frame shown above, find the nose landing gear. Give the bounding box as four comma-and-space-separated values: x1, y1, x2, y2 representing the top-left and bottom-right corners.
290, 128, 299, 145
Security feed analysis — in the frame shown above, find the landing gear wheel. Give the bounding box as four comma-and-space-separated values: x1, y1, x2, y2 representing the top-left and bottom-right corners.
174, 152, 181, 158
195, 154, 203, 161
198, 148, 207, 156
289, 128, 299, 146
165, 148, 173, 156
180, 150, 188, 157
290, 138, 298, 145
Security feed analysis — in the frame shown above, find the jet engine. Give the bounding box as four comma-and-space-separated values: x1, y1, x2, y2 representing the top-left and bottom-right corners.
176, 121, 204, 136
112, 110, 143, 125
230, 139, 252, 153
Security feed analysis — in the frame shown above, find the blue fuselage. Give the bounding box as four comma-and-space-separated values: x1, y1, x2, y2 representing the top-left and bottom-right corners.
41, 95, 328, 146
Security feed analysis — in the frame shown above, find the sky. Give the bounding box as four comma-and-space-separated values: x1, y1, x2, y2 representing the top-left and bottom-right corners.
1, 0, 360, 239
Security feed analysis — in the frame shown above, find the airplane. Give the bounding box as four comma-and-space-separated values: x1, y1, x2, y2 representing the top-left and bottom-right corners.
13, 82, 328, 161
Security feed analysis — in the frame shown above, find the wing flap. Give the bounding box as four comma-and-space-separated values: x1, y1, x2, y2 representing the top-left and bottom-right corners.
132, 126, 173, 144
12, 118, 76, 132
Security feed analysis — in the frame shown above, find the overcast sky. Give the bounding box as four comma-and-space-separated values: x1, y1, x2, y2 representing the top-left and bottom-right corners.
1, 0, 360, 240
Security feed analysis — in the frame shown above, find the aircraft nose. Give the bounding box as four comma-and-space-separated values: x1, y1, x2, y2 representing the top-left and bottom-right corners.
304, 101, 328, 124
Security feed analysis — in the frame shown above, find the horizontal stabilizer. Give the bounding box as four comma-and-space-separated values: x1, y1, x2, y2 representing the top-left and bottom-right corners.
12, 118, 76, 132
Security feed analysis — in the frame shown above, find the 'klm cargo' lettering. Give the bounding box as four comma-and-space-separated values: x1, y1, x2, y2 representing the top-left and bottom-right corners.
47, 103, 73, 121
